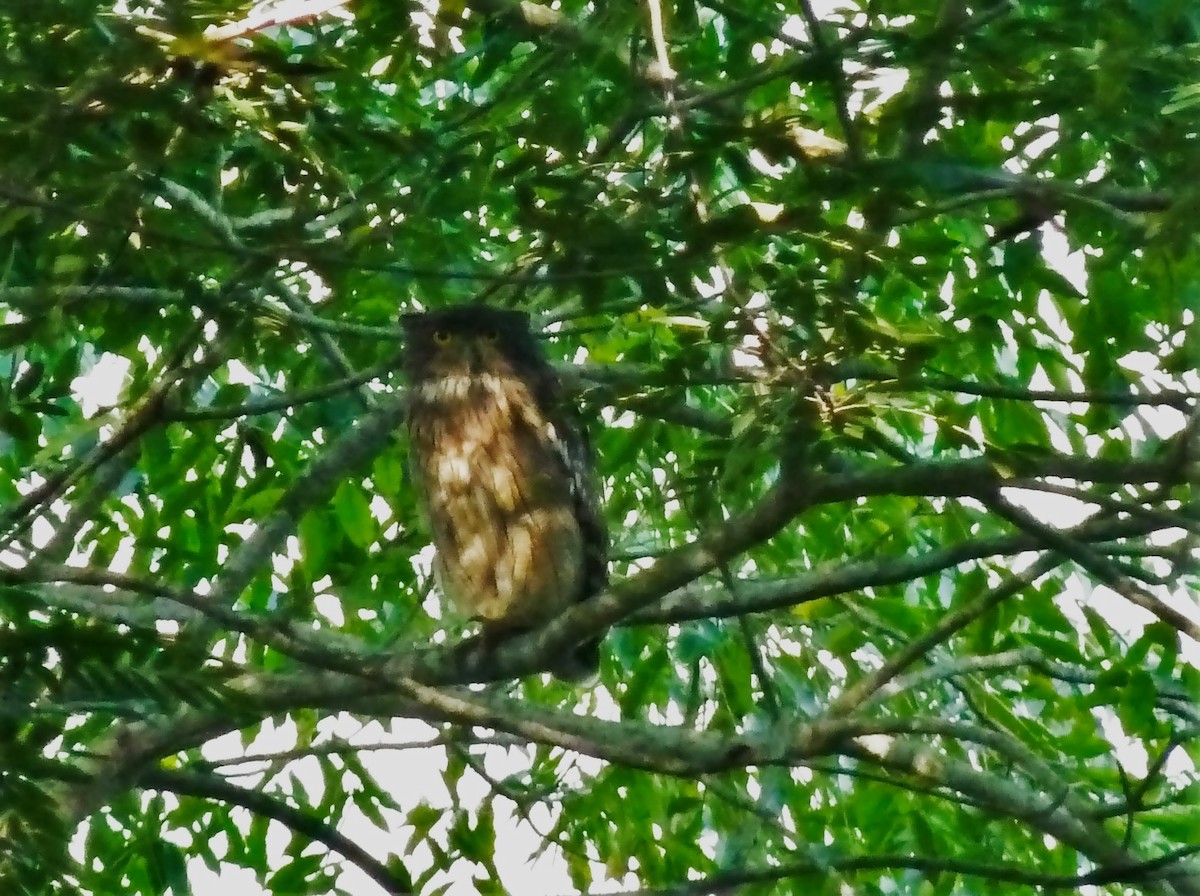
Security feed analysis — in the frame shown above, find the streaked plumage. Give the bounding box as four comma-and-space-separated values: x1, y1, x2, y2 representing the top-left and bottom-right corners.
401, 305, 607, 679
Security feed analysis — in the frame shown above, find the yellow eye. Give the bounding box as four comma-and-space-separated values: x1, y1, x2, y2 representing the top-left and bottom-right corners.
433, 329, 453, 345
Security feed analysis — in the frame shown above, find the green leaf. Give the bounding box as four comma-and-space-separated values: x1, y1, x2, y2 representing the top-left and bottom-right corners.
333, 480, 376, 549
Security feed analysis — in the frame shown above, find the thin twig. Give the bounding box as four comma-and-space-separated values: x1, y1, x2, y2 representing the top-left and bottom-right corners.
139, 767, 411, 896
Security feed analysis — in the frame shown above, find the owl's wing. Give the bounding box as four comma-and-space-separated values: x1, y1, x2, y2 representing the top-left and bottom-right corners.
536, 397, 607, 680
531, 371, 608, 604
553, 409, 608, 603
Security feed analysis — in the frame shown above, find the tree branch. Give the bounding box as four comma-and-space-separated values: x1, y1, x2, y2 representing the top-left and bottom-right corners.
140, 767, 412, 896
825, 553, 1063, 715
637, 511, 1169, 623
0, 318, 219, 550
200, 388, 409, 612
569, 844, 1200, 896
856, 738, 1200, 896
987, 494, 1200, 642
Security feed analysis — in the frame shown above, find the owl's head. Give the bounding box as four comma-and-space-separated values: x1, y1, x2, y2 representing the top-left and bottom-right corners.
400, 304, 542, 382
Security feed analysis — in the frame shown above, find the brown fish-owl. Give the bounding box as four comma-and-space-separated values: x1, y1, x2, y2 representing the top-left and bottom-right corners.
401, 305, 608, 679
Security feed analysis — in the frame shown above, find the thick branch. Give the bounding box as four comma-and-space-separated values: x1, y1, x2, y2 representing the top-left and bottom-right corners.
201, 388, 408, 611
58, 662, 1200, 896
570, 845, 1200, 896
637, 512, 1168, 623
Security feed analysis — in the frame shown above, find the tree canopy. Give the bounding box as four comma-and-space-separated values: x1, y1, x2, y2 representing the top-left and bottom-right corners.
1, 0, 1198, 894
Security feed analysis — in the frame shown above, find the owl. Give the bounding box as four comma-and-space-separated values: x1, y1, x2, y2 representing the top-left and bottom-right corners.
401, 304, 608, 680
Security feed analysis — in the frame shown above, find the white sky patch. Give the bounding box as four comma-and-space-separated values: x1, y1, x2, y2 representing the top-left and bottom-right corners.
1040, 221, 1089, 294
601, 406, 637, 428
314, 591, 345, 625
1001, 485, 1097, 529
71, 353, 130, 416
270, 547, 296, 581
1095, 709, 1150, 778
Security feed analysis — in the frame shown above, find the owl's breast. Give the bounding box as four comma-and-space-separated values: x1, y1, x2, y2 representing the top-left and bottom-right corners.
408, 374, 585, 630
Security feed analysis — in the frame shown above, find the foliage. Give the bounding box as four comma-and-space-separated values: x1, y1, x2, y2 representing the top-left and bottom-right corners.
1, 0, 1198, 894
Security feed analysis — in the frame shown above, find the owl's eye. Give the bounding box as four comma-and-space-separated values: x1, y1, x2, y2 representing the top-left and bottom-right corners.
433, 329, 453, 345
481, 328, 500, 342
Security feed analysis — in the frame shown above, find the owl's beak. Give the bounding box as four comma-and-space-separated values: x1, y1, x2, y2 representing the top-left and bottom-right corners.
464, 341, 485, 370
435, 339, 481, 370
